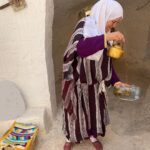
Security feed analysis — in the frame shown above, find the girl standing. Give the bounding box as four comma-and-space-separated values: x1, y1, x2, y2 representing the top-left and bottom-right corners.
62, 0, 126, 149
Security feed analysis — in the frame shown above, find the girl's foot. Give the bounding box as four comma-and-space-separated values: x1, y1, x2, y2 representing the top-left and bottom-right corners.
63, 142, 72, 150
91, 140, 103, 150
90, 136, 103, 150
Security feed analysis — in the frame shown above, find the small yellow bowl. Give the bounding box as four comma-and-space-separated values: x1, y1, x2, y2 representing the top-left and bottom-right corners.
108, 45, 124, 59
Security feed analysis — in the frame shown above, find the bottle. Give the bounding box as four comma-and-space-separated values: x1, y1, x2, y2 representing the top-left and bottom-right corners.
114, 85, 140, 101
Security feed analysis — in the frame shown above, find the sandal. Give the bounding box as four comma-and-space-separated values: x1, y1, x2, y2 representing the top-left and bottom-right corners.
63, 142, 72, 150
91, 140, 103, 150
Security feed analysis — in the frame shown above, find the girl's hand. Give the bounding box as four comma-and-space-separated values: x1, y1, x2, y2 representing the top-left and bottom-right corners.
114, 81, 130, 87
106, 31, 125, 43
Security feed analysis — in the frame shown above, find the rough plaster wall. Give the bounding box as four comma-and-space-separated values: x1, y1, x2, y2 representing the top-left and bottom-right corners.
117, 0, 150, 74
53, 0, 97, 103
0, 0, 55, 121
53, 0, 150, 102
45, 0, 57, 117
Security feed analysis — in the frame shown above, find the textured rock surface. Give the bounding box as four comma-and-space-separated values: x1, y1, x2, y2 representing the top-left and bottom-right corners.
53, 0, 150, 101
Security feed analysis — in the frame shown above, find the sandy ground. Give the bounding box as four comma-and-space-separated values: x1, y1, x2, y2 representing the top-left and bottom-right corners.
38, 0, 150, 149
37, 81, 150, 150
38, 104, 150, 150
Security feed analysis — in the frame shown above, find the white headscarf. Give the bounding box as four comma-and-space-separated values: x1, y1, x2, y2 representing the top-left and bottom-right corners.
84, 0, 123, 61
84, 0, 123, 37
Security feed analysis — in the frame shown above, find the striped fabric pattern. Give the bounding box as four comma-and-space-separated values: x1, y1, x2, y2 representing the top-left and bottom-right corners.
62, 18, 112, 143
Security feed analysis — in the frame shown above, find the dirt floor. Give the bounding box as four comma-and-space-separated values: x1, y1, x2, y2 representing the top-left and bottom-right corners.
38, 0, 150, 149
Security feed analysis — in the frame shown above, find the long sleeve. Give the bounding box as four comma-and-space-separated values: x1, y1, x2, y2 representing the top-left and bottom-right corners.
110, 64, 120, 86
76, 35, 105, 57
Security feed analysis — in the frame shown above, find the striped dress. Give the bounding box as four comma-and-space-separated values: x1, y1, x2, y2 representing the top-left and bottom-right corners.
62, 18, 115, 143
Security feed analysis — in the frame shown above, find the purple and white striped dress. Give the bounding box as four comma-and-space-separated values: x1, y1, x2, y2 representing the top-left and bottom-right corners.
62, 18, 120, 143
